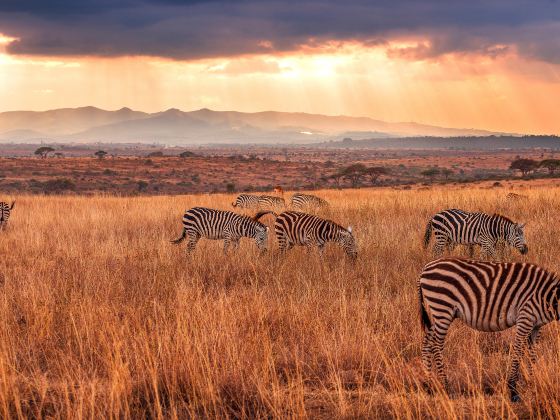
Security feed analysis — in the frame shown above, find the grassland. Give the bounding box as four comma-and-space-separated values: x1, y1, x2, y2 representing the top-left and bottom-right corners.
0, 186, 559, 418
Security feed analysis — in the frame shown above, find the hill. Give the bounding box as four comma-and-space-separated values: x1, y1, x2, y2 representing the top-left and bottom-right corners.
0, 106, 511, 144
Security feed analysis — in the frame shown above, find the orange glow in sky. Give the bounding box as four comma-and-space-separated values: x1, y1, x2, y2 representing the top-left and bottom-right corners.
1, 36, 559, 134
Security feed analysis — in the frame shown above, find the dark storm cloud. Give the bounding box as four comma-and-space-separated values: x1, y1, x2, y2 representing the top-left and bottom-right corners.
1, 0, 560, 62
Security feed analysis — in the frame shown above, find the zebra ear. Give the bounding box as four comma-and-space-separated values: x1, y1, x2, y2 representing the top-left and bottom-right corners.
266, 226, 270, 231
347, 226, 352, 233
519, 223, 526, 229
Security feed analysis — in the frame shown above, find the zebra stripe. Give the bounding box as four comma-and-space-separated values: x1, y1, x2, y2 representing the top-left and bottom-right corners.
274, 211, 357, 259
290, 193, 329, 209
418, 257, 560, 401
506, 192, 528, 201
171, 207, 271, 254
232, 194, 260, 209
424, 209, 527, 258
257, 195, 285, 210
0, 201, 15, 229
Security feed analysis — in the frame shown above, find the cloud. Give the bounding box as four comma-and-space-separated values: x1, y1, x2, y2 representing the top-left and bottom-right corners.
1, 0, 560, 63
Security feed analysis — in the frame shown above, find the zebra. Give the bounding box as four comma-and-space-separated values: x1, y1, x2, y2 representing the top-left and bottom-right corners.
274, 211, 357, 259
171, 207, 273, 254
290, 193, 329, 209
0, 201, 15, 229
419, 257, 560, 402
423, 209, 527, 259
506, 192, 528, 201
257, 195, 285, 210
232, 194, 260, 209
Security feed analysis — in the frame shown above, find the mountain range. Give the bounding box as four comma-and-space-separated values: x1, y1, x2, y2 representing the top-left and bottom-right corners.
0, 106, 511, 144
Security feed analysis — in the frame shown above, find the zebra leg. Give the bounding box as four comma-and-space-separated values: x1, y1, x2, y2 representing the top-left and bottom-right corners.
186, 235, 199, 255
481, 241, 498, 260
527, 326, 541, 366
223, 238, 231, 254
232, 238, 240, 251
421, 328, 434, 372
507, 315, 535, 402
317, 242, 325, 259
430, 313, 455, 392
468, 245, 475, 258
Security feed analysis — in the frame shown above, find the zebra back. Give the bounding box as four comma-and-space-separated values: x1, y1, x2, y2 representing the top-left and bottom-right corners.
258, 195, 285, 209
232, 194, 260, 209
290, 193, 328, 209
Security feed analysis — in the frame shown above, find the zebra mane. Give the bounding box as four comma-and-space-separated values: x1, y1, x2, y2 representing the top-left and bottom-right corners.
492, 213, 516, 224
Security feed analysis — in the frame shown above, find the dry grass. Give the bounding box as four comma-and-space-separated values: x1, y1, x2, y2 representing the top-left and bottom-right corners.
0, 186, 559, 418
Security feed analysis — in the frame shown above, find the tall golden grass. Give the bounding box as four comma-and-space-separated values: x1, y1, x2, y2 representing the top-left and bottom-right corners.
0, 186, 559, 418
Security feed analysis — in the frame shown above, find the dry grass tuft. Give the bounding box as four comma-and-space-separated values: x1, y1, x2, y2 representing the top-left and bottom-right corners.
0, 186, 559, 418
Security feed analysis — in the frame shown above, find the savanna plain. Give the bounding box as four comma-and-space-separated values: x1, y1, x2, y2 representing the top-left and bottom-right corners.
1, 186, 560, 419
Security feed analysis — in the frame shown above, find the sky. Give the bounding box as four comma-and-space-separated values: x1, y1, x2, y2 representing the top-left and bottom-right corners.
1, 0, 560, 134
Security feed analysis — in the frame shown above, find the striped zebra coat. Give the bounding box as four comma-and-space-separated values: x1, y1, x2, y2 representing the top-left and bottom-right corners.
424, 209, 527, 259
290, 193, 328, 209
171, 207, 272, 254
419, 258, 560, 401
232, 194, 285, 210
232, 194, 260, 209
0, 201, 15, 229
258, 195, 285, 210
274, 211, 357, 259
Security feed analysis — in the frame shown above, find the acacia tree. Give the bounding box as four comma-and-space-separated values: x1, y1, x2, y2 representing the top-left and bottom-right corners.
34, 146, 55, 159
509, 159, 539, 176
441, 168, 454, 180
94, 150, 108, 159
342, 163, 367, 187
539, 159, 560, 175
364, 166, 389, 185
421, 168, 441, 182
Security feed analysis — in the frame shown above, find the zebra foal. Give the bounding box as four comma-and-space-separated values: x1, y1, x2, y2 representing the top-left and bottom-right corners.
424, 209, 527, 259
0, 201, 15, 229
419, 257, 560, 401
171, 207, 272, 254
274, 211, 357, 259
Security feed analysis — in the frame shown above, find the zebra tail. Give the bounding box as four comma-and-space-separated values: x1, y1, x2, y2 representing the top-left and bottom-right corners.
418, 285, 431, 332
423, 219, 432, 249
170, 227, 187, 244
253, 210, 277, 221
9, 201, 15, 210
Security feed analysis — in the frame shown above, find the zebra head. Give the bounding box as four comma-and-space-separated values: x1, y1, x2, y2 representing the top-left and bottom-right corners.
338, 226, 357, 260
254, 224, 269, 253
506, 223, 528, 255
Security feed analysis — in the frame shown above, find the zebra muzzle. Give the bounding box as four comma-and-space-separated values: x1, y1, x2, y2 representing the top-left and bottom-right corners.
520, 245, 528, 255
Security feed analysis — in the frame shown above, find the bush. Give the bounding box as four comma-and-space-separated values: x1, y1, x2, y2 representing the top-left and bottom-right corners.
42, 178, 76, 193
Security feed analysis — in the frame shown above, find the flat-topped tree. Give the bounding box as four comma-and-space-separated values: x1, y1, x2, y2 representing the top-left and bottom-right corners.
510, 158, 539, 176
34, 146, 55, 159
364, 166, 389, 185
539, 159, 560, 174
421, 168, 441, 182
94, 150, 107, 159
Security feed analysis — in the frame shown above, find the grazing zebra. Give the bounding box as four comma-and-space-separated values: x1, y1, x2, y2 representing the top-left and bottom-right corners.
232, 194, 260, 209
290, 193, 329, 209
419, 258, 560, 402
506, 192, 528, 201
274, 211, 357, 259
0, 201, 15, 229
171, 207, 272, 254
424, 209, 527, 259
